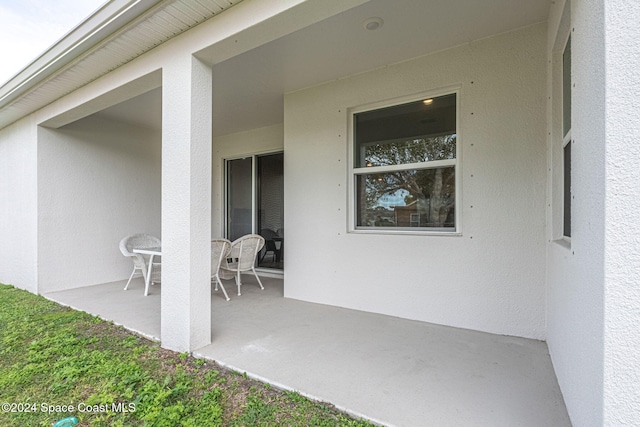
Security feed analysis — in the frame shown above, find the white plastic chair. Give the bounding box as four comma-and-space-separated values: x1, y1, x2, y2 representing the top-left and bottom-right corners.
119, 234, 161, 291
211, 239, 232, 301
219, 234, 265, 296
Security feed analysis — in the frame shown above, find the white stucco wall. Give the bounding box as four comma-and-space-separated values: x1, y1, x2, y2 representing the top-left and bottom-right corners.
211, 124, 284, 238
602, 0, 640, 425
0, 119, 38, 292
284, 24, 548, 339
37, 115, 161, 293
545, 0, 607, 425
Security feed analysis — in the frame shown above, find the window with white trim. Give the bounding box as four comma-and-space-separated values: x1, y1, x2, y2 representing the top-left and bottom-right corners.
562, 36, 572, 238
352, 92, 458, 232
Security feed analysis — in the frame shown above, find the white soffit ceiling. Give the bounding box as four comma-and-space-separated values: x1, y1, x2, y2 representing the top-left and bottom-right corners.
0, 0, 242, 130
2, 0, 550, 134
210, 0, 551, 136
93, 0, 551, 136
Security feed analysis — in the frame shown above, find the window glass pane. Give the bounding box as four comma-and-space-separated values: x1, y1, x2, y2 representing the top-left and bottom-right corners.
257, 153, 284, 270
226, 158, 253, 241
356, 166, 455, 229
563, 142, 571, 237
355, 94, 456, 168
359, 135, 456, 168
563, 37, 571, 137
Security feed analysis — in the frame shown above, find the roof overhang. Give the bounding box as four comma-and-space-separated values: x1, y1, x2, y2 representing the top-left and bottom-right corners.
0, 0, 242, 130
0, 0, 551, 134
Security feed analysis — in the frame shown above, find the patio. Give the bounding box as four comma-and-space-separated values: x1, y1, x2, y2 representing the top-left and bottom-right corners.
45, 277, 570, 427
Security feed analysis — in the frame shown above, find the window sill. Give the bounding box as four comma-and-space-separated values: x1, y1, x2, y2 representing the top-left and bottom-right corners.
553, 237, 571, 250
350, 228, 462, 237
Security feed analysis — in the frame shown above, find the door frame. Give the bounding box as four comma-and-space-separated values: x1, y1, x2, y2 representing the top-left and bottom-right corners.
224, 150, 284, 274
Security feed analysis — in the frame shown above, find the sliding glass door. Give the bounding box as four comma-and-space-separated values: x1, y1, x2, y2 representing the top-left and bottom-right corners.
226, 157, 253, 241
226, 152, 284, 270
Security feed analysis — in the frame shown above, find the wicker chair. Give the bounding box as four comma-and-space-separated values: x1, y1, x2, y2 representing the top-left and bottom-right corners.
120, 234, 161, 292
219, 234, 265, 296
211, 239, 232, 301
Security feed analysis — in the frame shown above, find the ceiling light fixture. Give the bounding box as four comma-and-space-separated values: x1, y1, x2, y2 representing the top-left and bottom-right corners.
363, 17, 383, 31
423, 99, 433, 105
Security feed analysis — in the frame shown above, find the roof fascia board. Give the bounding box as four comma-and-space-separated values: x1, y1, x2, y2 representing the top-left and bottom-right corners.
0, 0, 161, 108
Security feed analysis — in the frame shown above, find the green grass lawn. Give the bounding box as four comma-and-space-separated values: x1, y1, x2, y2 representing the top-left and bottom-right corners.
0, 284, 376, 427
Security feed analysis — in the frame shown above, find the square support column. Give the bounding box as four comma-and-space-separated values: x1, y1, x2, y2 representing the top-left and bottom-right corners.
161, 55, 212, 352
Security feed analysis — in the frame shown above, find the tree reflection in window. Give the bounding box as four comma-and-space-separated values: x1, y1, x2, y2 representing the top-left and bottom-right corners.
354, 93, 457, 230
362, 134, 456, 167
357, 166, 455, 228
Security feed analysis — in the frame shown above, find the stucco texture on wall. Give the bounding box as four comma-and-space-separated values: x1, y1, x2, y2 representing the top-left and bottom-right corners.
545, 0, 608, 425
0, 119, 38, 292
603, 0, 640, 424
37, 114, 161, 293
284, 24, 548, 339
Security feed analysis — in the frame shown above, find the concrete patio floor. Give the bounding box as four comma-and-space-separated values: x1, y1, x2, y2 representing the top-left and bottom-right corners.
45, 277, 571, 427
